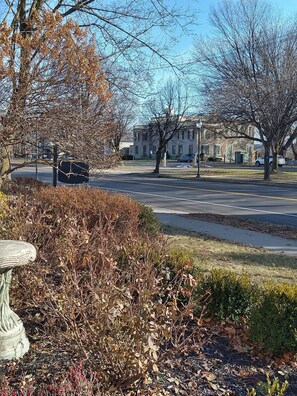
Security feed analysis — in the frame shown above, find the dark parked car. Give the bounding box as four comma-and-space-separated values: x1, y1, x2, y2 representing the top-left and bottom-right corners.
121, 153, 134, 160
177, 154, 195, 163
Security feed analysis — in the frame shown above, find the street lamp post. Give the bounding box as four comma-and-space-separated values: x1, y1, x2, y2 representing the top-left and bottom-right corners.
196, 120, 202, 178
35, 131, 39, 180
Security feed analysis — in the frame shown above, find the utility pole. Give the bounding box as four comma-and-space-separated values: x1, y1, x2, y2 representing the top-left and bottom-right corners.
53, 145, 58, 187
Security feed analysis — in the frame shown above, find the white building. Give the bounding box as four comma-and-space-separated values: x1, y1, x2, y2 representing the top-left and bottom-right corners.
133, 117, 255, 163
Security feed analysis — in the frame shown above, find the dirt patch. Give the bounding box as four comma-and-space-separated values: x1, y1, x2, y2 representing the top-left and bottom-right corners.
183, 213, 297, 241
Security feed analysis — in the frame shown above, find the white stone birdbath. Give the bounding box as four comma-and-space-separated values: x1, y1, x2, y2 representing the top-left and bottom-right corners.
0, 240, 36, 360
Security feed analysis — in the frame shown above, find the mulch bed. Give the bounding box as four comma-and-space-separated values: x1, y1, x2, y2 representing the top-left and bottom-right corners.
0, 321, 296, 395
156, 331, 297, 395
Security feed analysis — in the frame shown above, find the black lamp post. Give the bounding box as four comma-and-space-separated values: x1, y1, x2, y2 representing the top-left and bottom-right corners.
196, 120, 202, 178
53, 145, 58, 187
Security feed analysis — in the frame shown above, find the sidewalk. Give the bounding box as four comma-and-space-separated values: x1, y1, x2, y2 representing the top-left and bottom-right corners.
156, 212, 297, 257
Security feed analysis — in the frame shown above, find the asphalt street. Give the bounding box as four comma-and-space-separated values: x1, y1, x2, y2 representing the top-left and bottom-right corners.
14, 165, 297, 229
92, 175, 297, 228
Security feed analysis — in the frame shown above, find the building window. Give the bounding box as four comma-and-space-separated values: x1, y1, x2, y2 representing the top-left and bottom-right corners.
204, 130, 211, 140
201, 145, 209, 155
143, 145, 147, 156
181, 131, 185, 140
214, 144, 221, 156
143, 132, 147, 141
188, 130, 190, 140
177, 132, 180, 140
189, 145, 193, 154
226, 145, 232, 161
135, 146, 139, 155
152, 145, 156, 154
191, 130, 195, 139
172, 145, 176, 155
178, 145, 183, 155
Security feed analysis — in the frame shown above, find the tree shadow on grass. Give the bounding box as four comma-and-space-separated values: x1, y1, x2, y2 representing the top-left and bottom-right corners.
162, 226, 297, 271
221, 251, 297, 270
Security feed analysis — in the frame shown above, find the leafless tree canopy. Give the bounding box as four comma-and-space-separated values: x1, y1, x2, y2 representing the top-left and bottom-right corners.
0, 11, 117, 182
0, 0, 197, 183
108, 93, 135, 153
1, 0, 197, 94
143, 79, 191, 174
194, 0, 297, 179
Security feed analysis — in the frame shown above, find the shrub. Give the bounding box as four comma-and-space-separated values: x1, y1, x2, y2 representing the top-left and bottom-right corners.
10, 187, 144, 267
7, 187, 197, 392
246, 374, 289, 396
138, 203, 160, 237
0, 191, 10, 239
195, 269, 297, 356
197, 269, 253, 322
249, 282, 297, 356
1, 177, 45, 196
163, 245, 198, 289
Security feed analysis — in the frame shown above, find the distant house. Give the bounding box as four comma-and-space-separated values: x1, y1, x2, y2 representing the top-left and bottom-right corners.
133, 116, 255, 164
119, 136, 134, 155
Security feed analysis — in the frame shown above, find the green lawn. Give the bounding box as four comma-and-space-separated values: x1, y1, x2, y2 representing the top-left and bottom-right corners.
161, 165, 297, 183
164, 226, 297, 284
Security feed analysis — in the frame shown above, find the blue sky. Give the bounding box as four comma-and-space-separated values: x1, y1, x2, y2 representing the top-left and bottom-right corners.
166, 1, 297, 60
148, 0, 297, 113
177, 0, 297, 41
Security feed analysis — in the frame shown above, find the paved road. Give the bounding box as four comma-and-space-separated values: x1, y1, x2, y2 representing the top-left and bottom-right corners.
91, 174, 297, 228
14, 165, 297, 229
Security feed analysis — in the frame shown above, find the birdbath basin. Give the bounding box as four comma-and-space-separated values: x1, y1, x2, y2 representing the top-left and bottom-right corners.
0, 240, 36, 359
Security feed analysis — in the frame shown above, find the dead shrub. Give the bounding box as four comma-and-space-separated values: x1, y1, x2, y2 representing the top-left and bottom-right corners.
1, 177, 46, 196
10, 187, 142, 267
7, 187, 199, 393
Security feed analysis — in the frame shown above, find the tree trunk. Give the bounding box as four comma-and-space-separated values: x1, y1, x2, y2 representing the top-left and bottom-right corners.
292, 143, 297, 160
0, 144, 12, 187
153, 149, 162, 174
263, 144, 271, 181
271, 151, 278, 173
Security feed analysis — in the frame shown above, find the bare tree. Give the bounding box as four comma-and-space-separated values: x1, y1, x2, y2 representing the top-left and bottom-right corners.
280, 125, 297, 158
0, 1, 197, 185
1, 1, 197, 95
0, 11, 116, 185
291, 139, 297, 160
194, 0, 297, 180
143, 79, 191, 174
108, 94, 135, 154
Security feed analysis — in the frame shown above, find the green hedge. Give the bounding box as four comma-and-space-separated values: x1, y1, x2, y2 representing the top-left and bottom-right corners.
197, 269, 297, 356
249, 283, 297, 356
197, 269, 253, 322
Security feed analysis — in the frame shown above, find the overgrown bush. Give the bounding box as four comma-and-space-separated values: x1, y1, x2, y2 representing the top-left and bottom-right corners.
196, 269, 253, 322
249, 282, 297, 356
7, 186, 197, 392
10, 186, 143, 266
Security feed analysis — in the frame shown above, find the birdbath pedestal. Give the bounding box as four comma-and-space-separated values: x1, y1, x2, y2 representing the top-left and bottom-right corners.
0, 240, 36, 360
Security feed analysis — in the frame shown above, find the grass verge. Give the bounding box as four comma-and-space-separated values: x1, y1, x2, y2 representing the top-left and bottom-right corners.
160, 165, 297, 183
163, 226, 297, 284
